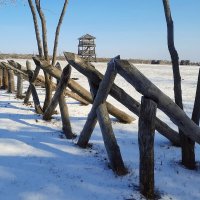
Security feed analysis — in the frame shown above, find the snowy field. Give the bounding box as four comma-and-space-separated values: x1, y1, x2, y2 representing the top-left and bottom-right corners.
0, 59, 200, 200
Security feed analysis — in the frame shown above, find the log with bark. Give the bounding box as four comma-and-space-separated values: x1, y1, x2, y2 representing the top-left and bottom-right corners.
139, 97, 157, 199
115, 58, 200, 144
6, 60, 88, 105
0, 66, 3, 88
27, 70, 43, 114
43, 64, 71, 120
0, 63, 10, 90
63, 52, 180, 146
79, 57, 127, 175
7, 69, 15, 93
32, 56, 134, 124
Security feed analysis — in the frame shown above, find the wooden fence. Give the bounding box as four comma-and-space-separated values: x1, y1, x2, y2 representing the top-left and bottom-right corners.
1, 52, 200, 198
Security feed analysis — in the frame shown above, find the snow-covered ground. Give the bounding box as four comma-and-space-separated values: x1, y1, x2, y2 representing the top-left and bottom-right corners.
0, 60, 200, 200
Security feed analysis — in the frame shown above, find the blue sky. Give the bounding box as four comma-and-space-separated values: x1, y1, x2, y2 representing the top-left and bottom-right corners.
0, 0, 200, 61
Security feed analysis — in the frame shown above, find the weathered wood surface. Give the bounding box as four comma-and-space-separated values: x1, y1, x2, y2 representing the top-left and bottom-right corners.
139, 97, 157, 199
43, 65, 71, 120
192, 68, 200, 126
58, 66, 75, 139
186, 68, 200, 169
59, 93, 75, 139
24, 61, 41, 104
78, 58, 127, 175
5, 60, 88, 105
115, 59, 200, 144
78, 57, 118, 147
97, 103, 127, 175
44, 65, 74, 138
15, 63, 24, 99
32, 56, 134, 123
27, 70, 43, 114
0, 63, 9, 90
1, 62, 32, 81
0, 67, 3, 88
55, 62, 62, 85
163, 0, 194, 169
91, 61, 127, 175
23, 61, 33, 103
7, 69, 15, 93
8, 60, 27, 72
63, 52, 180, 146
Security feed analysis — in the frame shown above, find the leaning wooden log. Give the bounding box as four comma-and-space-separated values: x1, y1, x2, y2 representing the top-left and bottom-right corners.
59, 93, 75, 139
1, 62, 29, 79
1, 62, 44, 89
139, 97, 157, 199
32, 56, 134, 123
79, 57, 127, 175
43, 65, 72, 121
63, 52, 180, 146
115, 59, 200, 144
44, 65, 75, 138
24, 61, 40, 104
7, 69, 15, 93
78, 57, 119, 147
58, 65, 75, 139
8, 60, 26, 72
97, 103, 127, 175
94, 60, 127, 175
27, 70, 43, 114
7, 60, 88, 105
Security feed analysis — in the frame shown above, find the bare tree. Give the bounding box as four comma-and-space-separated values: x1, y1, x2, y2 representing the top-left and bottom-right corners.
162, 0, 195, 169
27, 0, 69, 111
28, 0, 43, 57
52, 0, 69, 66
35, 0, 49, 61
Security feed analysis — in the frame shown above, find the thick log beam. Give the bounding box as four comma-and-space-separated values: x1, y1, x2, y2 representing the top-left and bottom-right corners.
0, 63, 10, 90
78, 57, 119, 146
63, 52, 180, 146
6, 61, 88, 105
44, 65, 75, 138
0, 66, 3, 88
32, 56, 134, 123
43, 65, 71, 120
139, 97, 157, 199
79, 57, 127, 175
27, 70, 43, 114
115, 59, 200, 144
7, 69, 15, 93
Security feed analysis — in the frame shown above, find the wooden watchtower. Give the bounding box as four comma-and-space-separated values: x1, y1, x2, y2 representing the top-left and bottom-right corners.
78, 34, 96, 62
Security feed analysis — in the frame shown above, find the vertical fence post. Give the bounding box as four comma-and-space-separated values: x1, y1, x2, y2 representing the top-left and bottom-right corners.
2, 68, 8, 90
138, 96, 157, 199
16, 69, 24, 99
7, 69, 15, 93
0, 67, 2, 88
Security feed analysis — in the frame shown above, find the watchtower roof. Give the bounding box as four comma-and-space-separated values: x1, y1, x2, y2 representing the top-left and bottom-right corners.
78, 34, 96, 40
